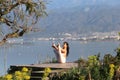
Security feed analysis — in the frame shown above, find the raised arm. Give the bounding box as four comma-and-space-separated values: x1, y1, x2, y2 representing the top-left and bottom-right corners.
52, 43, 58, 50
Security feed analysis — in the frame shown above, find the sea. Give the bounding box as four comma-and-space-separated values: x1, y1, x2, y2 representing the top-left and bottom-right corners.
0, 38, 120, 75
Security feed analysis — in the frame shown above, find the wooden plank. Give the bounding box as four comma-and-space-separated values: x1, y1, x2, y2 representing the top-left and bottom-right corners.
30, 76, 42, 79
9, 63, 78, 80
32, 69, 67, 73
11, 62, 78, 69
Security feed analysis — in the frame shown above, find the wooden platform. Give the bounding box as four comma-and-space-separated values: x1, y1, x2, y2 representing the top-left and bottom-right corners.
9, 62, 78, 80
10, 62, 78, 69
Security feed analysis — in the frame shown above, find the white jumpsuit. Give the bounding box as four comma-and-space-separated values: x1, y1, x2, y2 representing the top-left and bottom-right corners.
53, 45, 66, 63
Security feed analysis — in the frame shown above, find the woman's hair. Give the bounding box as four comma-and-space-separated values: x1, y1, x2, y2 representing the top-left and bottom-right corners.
63, 42, 69, 57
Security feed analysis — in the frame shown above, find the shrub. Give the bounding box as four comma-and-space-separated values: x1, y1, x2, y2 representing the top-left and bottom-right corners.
0, 67, 31, 80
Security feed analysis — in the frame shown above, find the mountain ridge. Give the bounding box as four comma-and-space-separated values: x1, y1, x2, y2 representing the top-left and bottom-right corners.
34, 4, 120, 37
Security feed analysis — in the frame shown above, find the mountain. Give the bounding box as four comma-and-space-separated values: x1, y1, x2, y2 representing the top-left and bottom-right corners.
37, 4, 120, 37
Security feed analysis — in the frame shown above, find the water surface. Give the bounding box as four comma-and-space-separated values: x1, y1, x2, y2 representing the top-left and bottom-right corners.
0, 39, 119, 75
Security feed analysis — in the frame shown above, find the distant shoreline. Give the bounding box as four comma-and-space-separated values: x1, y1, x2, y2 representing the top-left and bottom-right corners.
6, 36, 120, 44
27, 36, 120, 41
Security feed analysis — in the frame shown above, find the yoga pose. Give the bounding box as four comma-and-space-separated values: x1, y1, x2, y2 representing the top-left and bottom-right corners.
52, 42, 69, 63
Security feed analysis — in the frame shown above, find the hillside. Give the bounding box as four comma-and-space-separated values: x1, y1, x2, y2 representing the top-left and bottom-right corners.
33, 4, 120, 37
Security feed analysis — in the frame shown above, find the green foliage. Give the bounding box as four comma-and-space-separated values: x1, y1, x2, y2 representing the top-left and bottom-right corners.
118, 32, 120, 36
42, 67, 51, 80
114, 47, 120, 65
50, 68, 87, 80
103, 54, 114, 65
77, 58, 87, 67
49, 50, 120, 80
99, 65, 110, 80
0, 67, 31, 80
90, 65, 100, 80
87, 55, 100, 69
51, 57, 58, 63
115, 47, 120, 59
109, 64, 115, 80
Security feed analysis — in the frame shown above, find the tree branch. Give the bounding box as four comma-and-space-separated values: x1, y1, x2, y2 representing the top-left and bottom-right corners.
0, 28, 27, 45
0, 0, 46, 46
1, 0, 29, 16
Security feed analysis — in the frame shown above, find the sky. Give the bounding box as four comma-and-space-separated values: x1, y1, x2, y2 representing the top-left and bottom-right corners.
46, 0, 120, 9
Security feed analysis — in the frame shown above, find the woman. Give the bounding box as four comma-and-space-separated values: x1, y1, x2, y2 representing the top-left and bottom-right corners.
52, 42, 69, 63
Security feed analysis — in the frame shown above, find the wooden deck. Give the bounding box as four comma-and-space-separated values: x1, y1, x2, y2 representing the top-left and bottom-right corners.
10, 62, 78, 69
9, 62, 78, 80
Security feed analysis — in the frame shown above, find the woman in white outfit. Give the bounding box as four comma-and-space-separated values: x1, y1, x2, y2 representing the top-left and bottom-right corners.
52, 42, 69, 63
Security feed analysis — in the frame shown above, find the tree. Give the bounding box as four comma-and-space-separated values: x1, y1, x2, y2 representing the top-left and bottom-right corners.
0, 0, 47, 45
